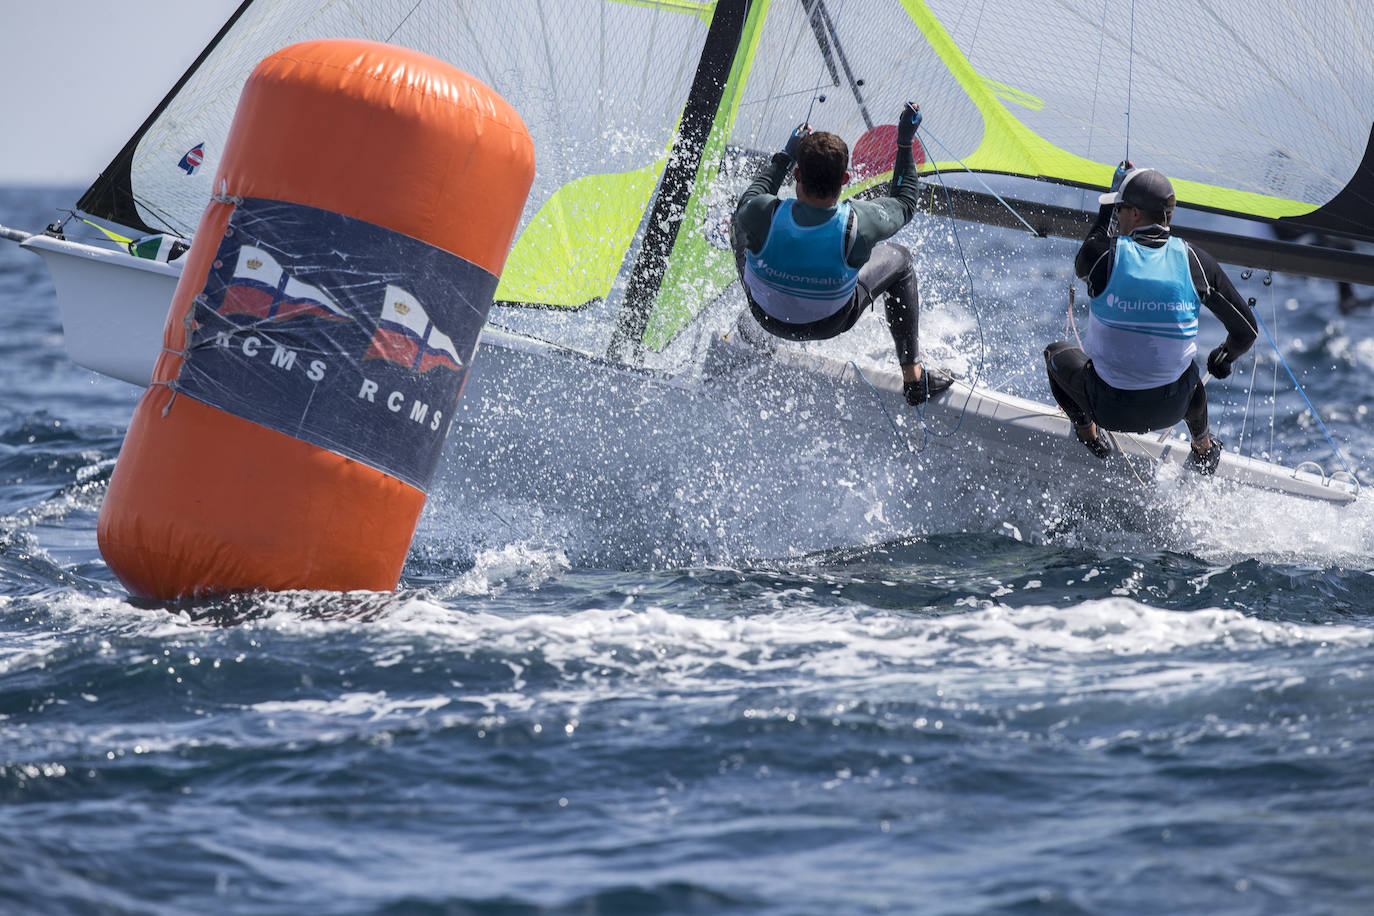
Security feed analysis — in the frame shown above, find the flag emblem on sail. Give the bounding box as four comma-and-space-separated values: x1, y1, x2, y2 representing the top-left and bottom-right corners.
217, 244, 350, 322
850, 125, 925, 182
177, 142, 205, 175
363, 285, 463, 373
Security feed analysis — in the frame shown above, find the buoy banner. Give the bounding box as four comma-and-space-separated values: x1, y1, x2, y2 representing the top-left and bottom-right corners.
175, 197, 497, 491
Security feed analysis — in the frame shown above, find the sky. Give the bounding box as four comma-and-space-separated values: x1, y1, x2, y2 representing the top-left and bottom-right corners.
0, 0, 244, 186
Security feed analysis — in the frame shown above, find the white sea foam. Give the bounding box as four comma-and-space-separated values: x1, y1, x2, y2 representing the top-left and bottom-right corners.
1148, 465, 1374, 564
435, 541, 572, 598
344, 596, 1374, 701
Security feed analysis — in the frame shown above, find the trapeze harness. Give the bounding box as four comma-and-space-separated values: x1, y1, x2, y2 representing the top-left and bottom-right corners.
742, 199, 860, 324
1086, 234, 1202, 389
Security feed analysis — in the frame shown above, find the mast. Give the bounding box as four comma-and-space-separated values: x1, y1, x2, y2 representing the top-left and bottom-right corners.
802, 0, 872, 130
607, 0, 751, 363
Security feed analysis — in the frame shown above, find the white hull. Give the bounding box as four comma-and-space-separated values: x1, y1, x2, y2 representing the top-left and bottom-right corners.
20, 235, 1360, 516
21, 234, 181, 387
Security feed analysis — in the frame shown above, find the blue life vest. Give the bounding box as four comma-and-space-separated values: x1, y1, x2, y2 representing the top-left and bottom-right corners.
1086, 234, 1202, 389
742, 199, 860, 323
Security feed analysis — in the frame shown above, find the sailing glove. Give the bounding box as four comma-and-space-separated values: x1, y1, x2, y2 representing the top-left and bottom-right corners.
896, 102, 922, 147
1110, 159, 1134, 192
1207, 344, 1234, 379
782, 123, 811, 165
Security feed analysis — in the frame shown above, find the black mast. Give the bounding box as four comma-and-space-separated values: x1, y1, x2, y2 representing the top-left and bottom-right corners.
607, 0, 751, 362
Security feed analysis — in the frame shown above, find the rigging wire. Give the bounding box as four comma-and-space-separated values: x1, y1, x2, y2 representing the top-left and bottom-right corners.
385, 0, 426, 42
849, 361, 919, 454
1246, 298, 1354, 475
1124, 0, 1137, 161
846, 121, 989, 449
801, 0, 855, 126
914, 127, 1039, 237
1269, 291, 1280, 459
1238, 322, 1262, 458
881, 125, 992, 445
788, 2, 987, 446
1082, 0, 1113, 213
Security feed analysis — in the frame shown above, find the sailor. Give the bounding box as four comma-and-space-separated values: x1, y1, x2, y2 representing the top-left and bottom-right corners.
732, 103, 953, 405
1043, 163, 1258, 473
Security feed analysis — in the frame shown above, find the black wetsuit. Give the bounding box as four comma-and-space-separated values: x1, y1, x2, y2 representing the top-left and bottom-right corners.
732, 145, 923, 364
1044, 204, 1257, 438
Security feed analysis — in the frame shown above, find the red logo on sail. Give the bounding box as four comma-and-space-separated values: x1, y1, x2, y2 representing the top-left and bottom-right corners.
850, 125, 925, 182
217, 245, 351, 322
364, 285, 464, 373
178, 142, 205, 175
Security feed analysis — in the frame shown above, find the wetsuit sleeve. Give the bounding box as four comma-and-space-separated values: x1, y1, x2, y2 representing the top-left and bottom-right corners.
732, 153, 791, 255
1075, 203, 1115, 296
1187, 243, 1258, 355
845, 143, 921, 267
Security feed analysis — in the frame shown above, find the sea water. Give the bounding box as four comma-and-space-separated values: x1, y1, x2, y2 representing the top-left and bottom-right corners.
2, 187, 1373, 915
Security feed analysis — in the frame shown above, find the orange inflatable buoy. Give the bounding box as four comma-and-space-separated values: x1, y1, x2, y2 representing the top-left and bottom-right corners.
97, 40, 535, 599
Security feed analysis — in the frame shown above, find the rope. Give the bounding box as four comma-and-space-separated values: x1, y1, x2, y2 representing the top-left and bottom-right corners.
1251, 306, 1353, 474
908, 127, 989, 437
850, 361, 920, 453
1066, 281, 1084, 347
916, 127, 1040, 236
1106, 430, 1151, 488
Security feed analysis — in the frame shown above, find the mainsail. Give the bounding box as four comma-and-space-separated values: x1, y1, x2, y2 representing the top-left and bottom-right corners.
74, 0, 1374, 359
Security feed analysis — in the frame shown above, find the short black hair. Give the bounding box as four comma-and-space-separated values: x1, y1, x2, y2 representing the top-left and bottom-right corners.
796, 131, 849, 198
1124, 201, 1175, 226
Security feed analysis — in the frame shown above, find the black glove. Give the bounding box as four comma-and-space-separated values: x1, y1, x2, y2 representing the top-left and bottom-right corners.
781, 123, 810, 164
896, 102, 922, 147
1207, 344, 1234, 379
1109, 159, 1134, 192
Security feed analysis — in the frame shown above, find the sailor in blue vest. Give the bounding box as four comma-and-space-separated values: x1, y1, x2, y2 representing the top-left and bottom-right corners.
732, 103, 954, 405
1043, 165, 1258, 473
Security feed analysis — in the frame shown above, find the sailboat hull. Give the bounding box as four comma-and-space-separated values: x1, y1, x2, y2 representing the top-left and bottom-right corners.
21, 234, 179, 387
